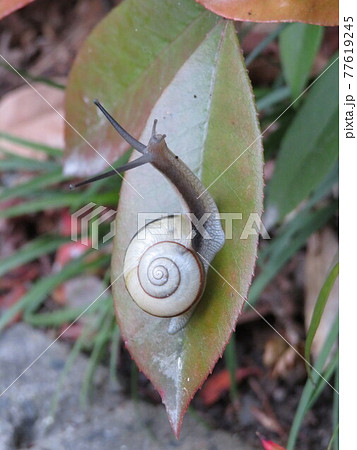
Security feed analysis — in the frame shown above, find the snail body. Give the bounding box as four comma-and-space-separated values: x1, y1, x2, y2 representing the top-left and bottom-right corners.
71, 100, 225, 334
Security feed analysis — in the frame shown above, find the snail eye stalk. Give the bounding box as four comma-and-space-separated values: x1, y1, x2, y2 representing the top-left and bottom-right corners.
69, 100, 152, 190
69, 153, 152, 190
93, 100, 146, 154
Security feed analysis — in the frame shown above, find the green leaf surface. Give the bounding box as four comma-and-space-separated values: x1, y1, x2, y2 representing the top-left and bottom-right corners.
65, 0, 263, 435
196, 0, 338, 26
280, 23, 324, 102
111, 21, 263, 435
64, 0, 219, 176
265, 56, 338, 226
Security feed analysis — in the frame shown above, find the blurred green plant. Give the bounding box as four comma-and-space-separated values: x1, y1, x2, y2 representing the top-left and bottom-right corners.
0, 16, 338, 449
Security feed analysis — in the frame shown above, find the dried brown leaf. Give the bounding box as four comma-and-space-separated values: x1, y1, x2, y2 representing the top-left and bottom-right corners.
0, 84, 64, 158
304, 227, 338, 361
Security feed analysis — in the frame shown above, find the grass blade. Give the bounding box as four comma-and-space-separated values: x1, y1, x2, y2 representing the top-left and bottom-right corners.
265, 55, 338, 225
327, 424, 339, 450
0, 252, 110, 332
249, 202, 337, 306
0, 191, 119, 219
287, 314, 338, 449
0, 151, 59, 172
224, 334, 238, 401
307, 350, 338, 409
50, 327, 92, 417
305, 262, 339, 376
131, 361, 139, 403
256, 86, 291, 112
0, 62, 65, 90
80, 299, 113, 404
280, 23, 324, 102
0, 169, 68, 201
0, 235, 69, 278
332, 367, 339, 450
24, 307, 89, 326
109, 325, 121, 385
49, 295, 111, 417
0, 131, 63, 157
245, 24, 289, 67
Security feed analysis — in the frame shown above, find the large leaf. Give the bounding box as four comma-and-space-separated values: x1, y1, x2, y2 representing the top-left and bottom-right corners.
0, 0, 35, 20
64, 0, 219, 176
65, 0, 263, 436
111, 21, 263, 435
196, 0, 338, 26
265, 56, 338, 226
280, 23, 324, 102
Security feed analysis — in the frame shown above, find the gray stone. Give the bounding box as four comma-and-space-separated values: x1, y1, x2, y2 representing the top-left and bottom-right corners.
0, 324, 253, 450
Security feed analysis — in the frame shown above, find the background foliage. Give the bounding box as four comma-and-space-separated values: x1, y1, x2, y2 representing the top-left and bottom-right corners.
0, 0, 338, 448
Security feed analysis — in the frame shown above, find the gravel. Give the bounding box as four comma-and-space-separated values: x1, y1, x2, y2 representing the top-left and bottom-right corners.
0, 323, 254, 450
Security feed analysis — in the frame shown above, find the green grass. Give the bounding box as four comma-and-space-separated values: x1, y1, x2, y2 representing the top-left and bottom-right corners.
0, 235, 69, 278
287, 315, 338, 449
305, 262, 339, 377
0, 131, 125, 409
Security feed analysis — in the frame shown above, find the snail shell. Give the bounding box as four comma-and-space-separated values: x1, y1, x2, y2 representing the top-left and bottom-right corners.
124, 215, 206, 317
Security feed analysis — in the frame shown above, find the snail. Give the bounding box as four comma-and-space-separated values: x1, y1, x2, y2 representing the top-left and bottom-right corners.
70, 100, 225, 334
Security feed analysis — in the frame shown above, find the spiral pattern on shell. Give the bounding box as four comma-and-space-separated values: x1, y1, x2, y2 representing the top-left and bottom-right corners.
124, 215, 206, 317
